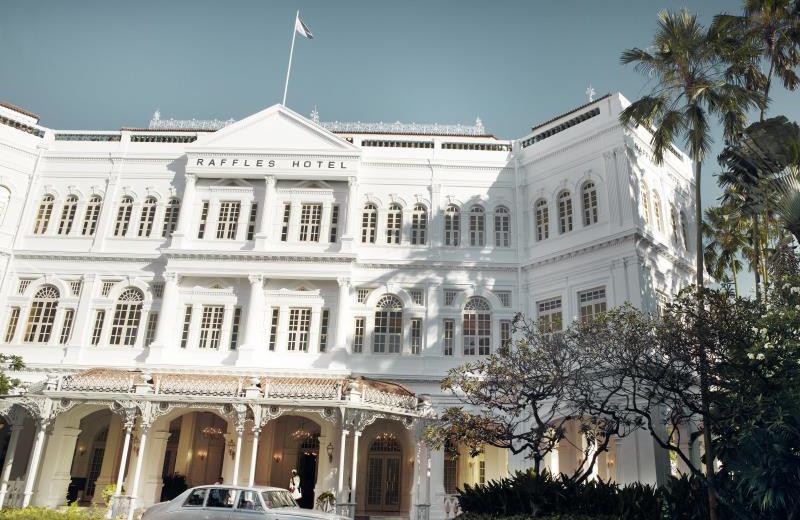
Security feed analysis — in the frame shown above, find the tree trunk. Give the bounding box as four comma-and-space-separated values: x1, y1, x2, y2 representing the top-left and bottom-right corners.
695, 160, 704, 287
731, 261, 739, 297
753, 215, 762, 300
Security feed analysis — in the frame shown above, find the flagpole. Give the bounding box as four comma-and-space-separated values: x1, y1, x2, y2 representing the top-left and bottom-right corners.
282, 10, 299, 106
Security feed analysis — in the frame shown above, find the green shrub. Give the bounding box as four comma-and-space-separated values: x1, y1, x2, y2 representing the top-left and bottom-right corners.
0, 504, 106, 520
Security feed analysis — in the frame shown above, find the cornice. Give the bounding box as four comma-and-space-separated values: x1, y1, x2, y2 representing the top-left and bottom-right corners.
189, 150, 360, 160
517, 122, 621, 168
163, 250, 356, 263
361, 160, 511, 172
522, 230, 638, 270
13, 251, 160, 262
355, 261, 517, 272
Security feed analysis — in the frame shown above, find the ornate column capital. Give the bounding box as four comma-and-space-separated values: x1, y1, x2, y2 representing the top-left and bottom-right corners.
336, 277, 351, 288
248, 274, 265, 286
163, 271, 180, 284
265, 175, 276, 187
184, 173, 197, 185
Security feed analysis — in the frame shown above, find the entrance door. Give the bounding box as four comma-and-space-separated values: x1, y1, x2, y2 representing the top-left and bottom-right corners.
366, 437, 402, 511
296, 435, 319, 509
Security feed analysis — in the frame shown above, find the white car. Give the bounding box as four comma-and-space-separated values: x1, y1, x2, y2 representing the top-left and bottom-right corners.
141, 485, 346, 520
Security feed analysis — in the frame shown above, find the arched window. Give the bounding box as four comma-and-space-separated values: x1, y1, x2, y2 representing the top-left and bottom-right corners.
494, 206, 510, 247
469, 206, 485, 247
582, 181, 598, 226
680, 211, 690, 250
362, 203, 377, 244
138, 196, 157, 237
411, 204, 427, 245
652, 191, 664, 232
386, 203, 402, 245
535, 199, 549, 241
0, 186, 9, 225
373, 295, 403, 354
558, 191, 573, 234
82, 196, 102, 236
33, 195, 54, 235
162, 198, 180, 238
109, 288, 144, 346
640, 181, 650, 225
114, 196, 133, 237
24, 285, 60, 343
670, 204, 680, 246
444, 204, 460, 246
58, 195, 78, 235
463, 297, 491, 356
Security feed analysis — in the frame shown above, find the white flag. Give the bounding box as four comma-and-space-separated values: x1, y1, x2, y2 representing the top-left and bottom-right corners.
295, 13, 314, 39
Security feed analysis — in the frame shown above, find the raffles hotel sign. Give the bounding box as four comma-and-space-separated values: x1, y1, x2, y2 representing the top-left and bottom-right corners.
188, 155, 359, 176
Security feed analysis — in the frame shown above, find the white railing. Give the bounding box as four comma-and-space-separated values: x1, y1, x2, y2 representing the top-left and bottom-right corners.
3, 478, 25, 508
363, 386, 417, 410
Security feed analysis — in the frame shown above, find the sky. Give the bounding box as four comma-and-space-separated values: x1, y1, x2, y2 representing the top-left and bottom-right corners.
1, 0, 798, 292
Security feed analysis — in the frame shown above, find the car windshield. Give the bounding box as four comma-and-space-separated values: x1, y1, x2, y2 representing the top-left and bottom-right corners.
261, 490, 297, 509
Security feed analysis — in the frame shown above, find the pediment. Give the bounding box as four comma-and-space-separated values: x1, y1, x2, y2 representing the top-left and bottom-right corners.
190, 105, 360, 153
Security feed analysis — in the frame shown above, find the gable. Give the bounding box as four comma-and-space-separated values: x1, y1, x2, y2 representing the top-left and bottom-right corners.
190, 104, 360, 153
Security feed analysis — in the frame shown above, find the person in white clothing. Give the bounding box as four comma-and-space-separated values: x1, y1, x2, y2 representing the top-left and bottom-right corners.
289, 469, 302, 501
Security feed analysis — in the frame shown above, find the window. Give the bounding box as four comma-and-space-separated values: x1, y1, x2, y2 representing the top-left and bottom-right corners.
494, 290, 511, 307
162, 198, 180, 238
640, 181, 651, 225
463, 297, 491, 356
58, 195, 78, 235
362, 203, 377, 243
144, 312, 158, 346
206, 488, 234, 509
353, 316, 365, 353
70, 280, 82, 297
652, 191, 664, 232
236, 490, 264, 511
479, 460, 486, 485
136, 196, 157, 237
229, 307, 242, 350
246, 203, 258, 240
443, 319, 454, 356
82, 195, 102, 236
411, 318, 422, 354
0, 186, 9, 225
444, 440, 458, 494
4, 307, 20, 343
444, 289, 460, 306
469, 206, 485, 246
579, 287, 607, 323
411, 204, 427, 245
287, 308, 311, 352
329, 204, 340, 243
535, 199, 549, 241
373, 295, 402, 354
299, 203, 322, 242
670, 205, 680, 246
386, 203, 402, 244
197, 201, 210, 239
59, 309, 75, 344
24, 285, 59, 343
582, 182, 598, 226
537, 298, 562, 333
280, 203, 291, 241
33, 195, 54, 234
319, 309, 330, 352
680, 211, 690, 250
17, 279, 31, 295
558, 191, 573, 234
150, 282, 163, 298
183, 488, 207, 507
180, 306, 193, 348
500, 320, 512, 348
444, 204, 460, 246
408, 289, 424, 306
494, 206, 510, 247
91, 310, 105, 345
198, 305, 225, 349
268, 308, 279, 351
101, 280, 115, 296
217, 201, 241, 239
109, 288, 144, 346
114, 196, 133, 236
357, 288, 371, 303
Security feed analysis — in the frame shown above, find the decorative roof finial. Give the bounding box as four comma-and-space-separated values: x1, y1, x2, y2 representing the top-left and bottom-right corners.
475, 117, 484, 134
310, 105, 320, 124
586, 85, 596, 102
152, 109, 161, 123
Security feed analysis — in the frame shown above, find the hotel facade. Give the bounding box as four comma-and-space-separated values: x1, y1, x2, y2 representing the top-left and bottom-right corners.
0, 93, 694, 519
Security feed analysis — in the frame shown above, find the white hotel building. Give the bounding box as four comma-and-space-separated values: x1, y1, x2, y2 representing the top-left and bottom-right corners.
0, 93, 694, 518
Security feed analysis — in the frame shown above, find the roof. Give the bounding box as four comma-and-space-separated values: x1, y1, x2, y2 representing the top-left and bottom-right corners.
0, 100, 40, 122
529, 93, 611, 132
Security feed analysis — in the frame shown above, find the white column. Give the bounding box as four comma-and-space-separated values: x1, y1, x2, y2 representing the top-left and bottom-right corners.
232, 426, 244, 486
335, 278, 351, 350
341, 176, 358, 251
21, 422, 47, 508
428, 448, 446, 520
336, 429, 349, 501
146, 272, 180, 363
248, 427, 261, 487
320, 201, 333, 245
170, 173, 196, 248
126, 425, 149, 520
237, 275, 265, 365
255, 175, 276, 249
105, 419, 133, 518
0, 423, 22, 509
350, 431, 361, 504
309, 308, 321, 353
63, 274, 98, 362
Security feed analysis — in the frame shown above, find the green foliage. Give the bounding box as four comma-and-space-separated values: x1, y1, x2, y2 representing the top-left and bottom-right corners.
0, 354, 24, 395
101, 483, 122, 507
0, 504, 106, 520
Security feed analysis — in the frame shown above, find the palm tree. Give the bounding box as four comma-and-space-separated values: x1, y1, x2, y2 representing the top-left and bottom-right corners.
773, 165, 800, 242
620, 11, 760, 520
703, 205, 747, 296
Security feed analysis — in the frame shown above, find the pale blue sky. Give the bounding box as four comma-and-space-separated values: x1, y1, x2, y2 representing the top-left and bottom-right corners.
1, 0, 797, 292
